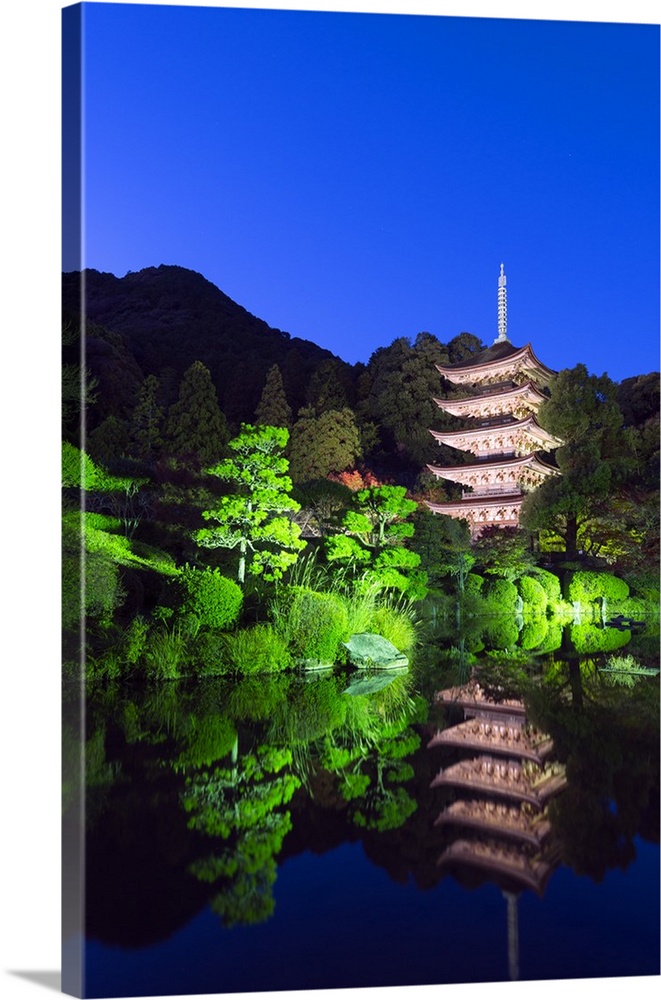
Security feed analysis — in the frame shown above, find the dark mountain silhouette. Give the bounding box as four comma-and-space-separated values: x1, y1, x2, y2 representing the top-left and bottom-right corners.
62, 264, 340, 426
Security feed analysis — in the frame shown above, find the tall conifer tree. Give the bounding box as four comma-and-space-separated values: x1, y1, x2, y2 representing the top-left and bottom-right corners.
255, 364, 292, 428
128, 374, 164, 461
165, 361, 229, 466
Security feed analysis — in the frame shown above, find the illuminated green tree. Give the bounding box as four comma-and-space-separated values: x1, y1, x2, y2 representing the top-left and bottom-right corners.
326, 485, 426, 597
195, 424, 306, 584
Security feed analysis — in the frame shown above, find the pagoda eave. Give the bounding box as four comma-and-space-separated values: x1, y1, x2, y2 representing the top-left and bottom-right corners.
433, 381, 548, 419
436, 343, 557, 388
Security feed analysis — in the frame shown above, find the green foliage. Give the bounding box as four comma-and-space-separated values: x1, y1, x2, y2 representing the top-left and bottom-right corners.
464, 573, 484, 595
62, 517, 125, 630
483, 577, 519, 612
271, 586, 349, 665
531, 567, 563, 603
222, 625, 292, 674
196, 424, 306, 583
517, 575, 548, 613
519, 616, 549, 650
255, 363, 293, 428
368, 602, 418, 655
325, 485, 425, 597
173, 715, 238, 771
521, 364, 632, 556
481, 616, 521, 651
143, 625, 188, 679
599, 654, 660, 688
362, 332, 480, 466
566, 571, 630, 605
568, 622, 631, 654
165, 360, 229, 465
473, 526, 535, 580
288, 406, 362, 483
127, 373, 164, 461
178, 565, 243, 630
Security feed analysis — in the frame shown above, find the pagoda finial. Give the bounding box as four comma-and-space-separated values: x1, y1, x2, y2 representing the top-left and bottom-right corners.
495, 262, 509, 343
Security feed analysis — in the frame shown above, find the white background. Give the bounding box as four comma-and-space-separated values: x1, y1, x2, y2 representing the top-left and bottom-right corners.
0, 2, 658, 999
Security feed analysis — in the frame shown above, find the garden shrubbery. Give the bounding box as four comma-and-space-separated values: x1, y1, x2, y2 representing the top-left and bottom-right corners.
566, 571, 630, 605
271, 586, 349, 665
483, 578, 519, 613
222, 624, 292, 674
178, 565, 244, 630
517, 576, 547, 614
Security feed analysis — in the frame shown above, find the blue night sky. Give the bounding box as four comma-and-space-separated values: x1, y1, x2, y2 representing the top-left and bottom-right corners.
69, 1, 660, 384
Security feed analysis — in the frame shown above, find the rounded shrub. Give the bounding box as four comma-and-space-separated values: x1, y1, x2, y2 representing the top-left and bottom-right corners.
519, 617, 549, 650
464, 573, 484, 595
482, 616, 520, 651
569, 622, 631, 654
566, 571, 630, 605
484, 577, 519, 613
178, 565, 243, 630
517, 576, 548, 614
531, 568, 563, 603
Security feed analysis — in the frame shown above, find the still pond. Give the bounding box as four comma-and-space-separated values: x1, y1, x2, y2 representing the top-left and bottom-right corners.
63, 633, 660, 997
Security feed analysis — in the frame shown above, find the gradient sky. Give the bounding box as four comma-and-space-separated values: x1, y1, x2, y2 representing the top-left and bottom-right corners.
66, 2, 660, 383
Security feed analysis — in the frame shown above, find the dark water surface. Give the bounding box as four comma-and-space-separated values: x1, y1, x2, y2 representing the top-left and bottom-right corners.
63, 649, 660, 997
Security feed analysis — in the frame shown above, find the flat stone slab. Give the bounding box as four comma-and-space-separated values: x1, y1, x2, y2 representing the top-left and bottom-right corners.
342, 632, 409, 669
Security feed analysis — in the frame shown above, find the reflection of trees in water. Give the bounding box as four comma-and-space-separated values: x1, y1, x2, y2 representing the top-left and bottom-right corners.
66, 627, 658, 944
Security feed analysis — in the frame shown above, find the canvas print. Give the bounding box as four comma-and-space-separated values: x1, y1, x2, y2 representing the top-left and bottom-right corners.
62, 2, 660, 997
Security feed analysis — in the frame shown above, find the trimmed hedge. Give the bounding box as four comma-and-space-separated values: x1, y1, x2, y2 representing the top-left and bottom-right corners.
519, 617, 549, 650
484, 578, 519, 612
566, 571, 630, 605
517, 576, 548, 614
482, 616, 520, 651
531, 568, 563, 603
178, 565, 243, 630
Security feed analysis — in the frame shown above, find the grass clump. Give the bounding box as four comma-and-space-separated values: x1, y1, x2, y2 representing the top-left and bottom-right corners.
143, 625, 188, 680
223, 624, 291, 674
368, 601, 418, 654
271, 586, 349, 665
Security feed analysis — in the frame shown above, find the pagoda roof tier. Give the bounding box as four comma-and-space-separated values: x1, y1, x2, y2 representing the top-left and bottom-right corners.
426, 451, 560, 492
434, 680, 526, 716
425, 494, 525, 535
436, 342, 557, 388
435, 683, 527, 718
433, 381, 548, 420
429, 414, 563, 458
436, 838, 557, 896
431, 758, 568, 807
428, 719, 554, 763
434, 799, 553, 848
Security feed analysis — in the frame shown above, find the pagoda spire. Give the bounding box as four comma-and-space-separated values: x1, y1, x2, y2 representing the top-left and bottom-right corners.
495, 262, 508, 343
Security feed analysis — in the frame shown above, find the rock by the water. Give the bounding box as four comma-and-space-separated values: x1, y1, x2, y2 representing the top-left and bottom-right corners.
342, 633, 408, 669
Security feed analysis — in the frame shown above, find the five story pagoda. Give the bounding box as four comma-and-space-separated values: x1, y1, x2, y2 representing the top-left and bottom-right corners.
427, 265, 562, 537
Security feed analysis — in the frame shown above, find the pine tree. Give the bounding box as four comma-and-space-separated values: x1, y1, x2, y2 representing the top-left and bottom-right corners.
165, 361, 229, 466
128, 374, 164, 461
195, 425, 306, 584
255, 364, 292, 428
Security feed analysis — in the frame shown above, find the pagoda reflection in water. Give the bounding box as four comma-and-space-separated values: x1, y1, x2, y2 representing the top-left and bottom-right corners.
429, 679, 568, 980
